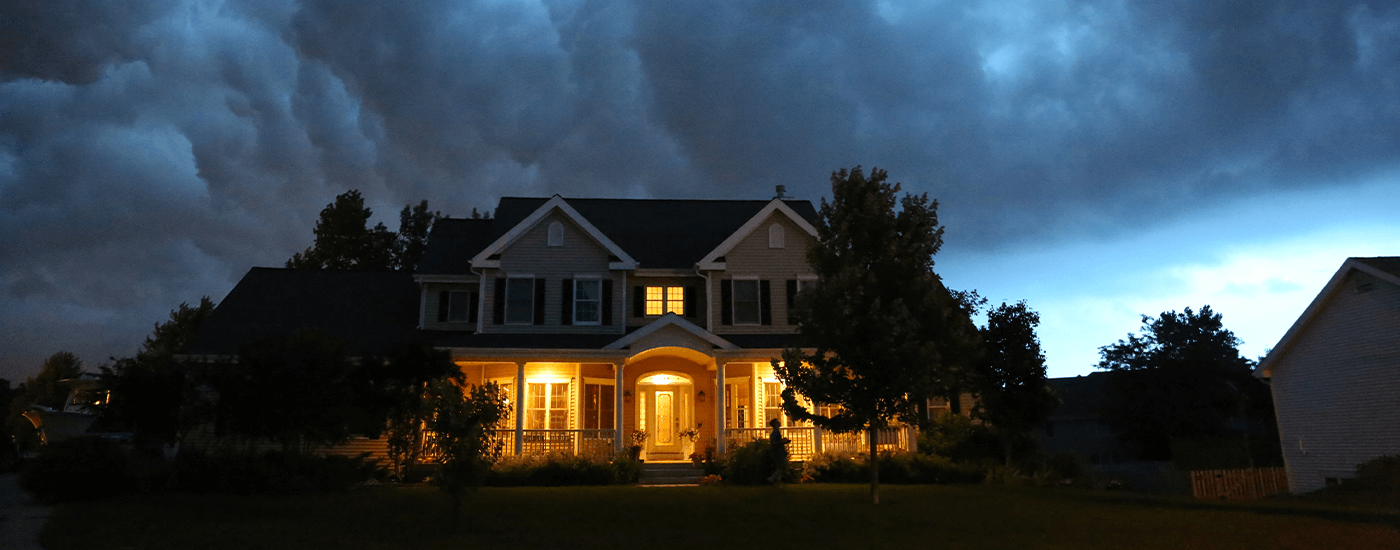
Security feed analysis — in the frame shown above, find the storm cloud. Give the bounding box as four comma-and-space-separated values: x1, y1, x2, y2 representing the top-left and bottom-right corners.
3, 0, 1398, 378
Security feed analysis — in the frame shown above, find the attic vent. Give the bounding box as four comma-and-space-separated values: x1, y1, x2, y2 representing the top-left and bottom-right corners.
548, 221, 564, 247
1355, 281, 1374, 293
774, 185, 789, 199
769, 223, 785, 248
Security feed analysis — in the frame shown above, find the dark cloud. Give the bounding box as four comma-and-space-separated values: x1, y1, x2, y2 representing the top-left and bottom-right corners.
2, 0, 1399, 379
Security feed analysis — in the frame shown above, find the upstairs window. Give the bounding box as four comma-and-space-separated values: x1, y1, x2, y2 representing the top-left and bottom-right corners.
574, 279, 601, 325
505, 277, 535, 324
445, 290, 477, 323
733, 280, 761, 325
547, 221, 564, 246
769, 223, 785, 248
645, 286, 685, 316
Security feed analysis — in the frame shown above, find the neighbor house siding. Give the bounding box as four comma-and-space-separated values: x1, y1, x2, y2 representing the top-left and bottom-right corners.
482, 213, 624, 334
1269, 269, 1400, 493
711, 213, 814, 335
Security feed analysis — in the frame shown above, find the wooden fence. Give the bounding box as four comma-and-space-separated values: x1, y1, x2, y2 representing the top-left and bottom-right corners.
1190, 467, 1288, 500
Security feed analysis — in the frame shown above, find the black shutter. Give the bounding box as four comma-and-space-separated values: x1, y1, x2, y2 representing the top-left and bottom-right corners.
720, 280, 733, 325
786, 280, 797, 325
760, 280, 772, 325
534, 278, 546, 325
602, 279, 614, 325
437, 291, 450, 322
685, 285, 699, 319
561, 279, 573, 326
633, 286, 645, 317
493, 277, 505, 324
468, 291, 479, 323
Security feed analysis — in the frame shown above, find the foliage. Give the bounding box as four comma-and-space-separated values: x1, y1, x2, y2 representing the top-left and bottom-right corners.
775, 166, 979, 503
486, 453, 631, 486
690, 445, 723, 476
423, 380, 510, 526
1096, 306, 1261, 459
367, 345, 463, 479
99, 298, 216, 447
917, 412, 1004, 466
968, 300, 1059, 464
723, 439, 799, 485
801, 451, 984, 484
20, 436, 134, 503
169, 449, 378, 495
286, 190, 447, 272
23, 351, 85, 410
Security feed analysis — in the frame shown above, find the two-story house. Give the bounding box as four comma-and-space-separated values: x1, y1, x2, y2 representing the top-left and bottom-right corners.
187, 190, 917, 463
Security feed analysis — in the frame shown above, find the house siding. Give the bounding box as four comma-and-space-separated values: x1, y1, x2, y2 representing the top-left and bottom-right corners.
1270, 269, 1400, 493
483, 212, 624, 334
710, 213, 814, 335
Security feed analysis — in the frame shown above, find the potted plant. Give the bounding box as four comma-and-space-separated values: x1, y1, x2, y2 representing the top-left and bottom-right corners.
680, 423, 700, 458
628, 430, 648, 461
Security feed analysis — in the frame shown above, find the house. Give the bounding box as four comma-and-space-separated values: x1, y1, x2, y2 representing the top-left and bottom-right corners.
187, 190, 917, 463
1255, 256, 1400, 493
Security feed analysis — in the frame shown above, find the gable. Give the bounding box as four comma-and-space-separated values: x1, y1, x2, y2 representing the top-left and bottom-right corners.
721, 211, 815, 275
496, 211, 613, 272
471, 196, 636, 270
1257, 257, 1400, 378
698, 199, 819, 269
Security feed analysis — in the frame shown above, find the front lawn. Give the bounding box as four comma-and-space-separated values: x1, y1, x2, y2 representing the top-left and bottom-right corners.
41, 484, 1399, 550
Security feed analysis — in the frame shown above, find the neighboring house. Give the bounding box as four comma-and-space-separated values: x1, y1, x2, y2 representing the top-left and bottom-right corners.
187, 191, 916, 463
1255, 256, 1400, 493
1038, 373, 1129, 466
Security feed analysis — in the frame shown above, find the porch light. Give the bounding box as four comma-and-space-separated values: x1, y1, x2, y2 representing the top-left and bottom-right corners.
697, 390, 706, 402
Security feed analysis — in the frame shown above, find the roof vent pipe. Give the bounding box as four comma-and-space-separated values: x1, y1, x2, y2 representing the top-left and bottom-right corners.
774, 185, 788, 199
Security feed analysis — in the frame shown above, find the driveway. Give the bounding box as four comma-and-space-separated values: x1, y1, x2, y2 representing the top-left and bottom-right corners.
0, 473, 50, 550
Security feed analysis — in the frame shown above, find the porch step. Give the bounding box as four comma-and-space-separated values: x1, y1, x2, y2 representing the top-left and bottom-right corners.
639, 462, 704, 486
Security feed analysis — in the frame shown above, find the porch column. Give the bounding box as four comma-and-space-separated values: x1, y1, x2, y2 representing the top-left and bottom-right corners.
514, 361, 526, 456
613, 362, 625, 454
715, 359, 726, 454
814, 425, 824, 454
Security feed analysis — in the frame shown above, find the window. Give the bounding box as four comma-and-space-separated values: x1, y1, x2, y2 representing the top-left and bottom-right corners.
769, 223, 785, 248
763, 382, 783, 426
505, 278, 534, 324
547, 221, 564, 246
574, 279, 601, 324
733, 280, 761, 325
583, 383, 615, 430
725, 381, 750, 429
527, 382, 570, 430
645, 286, 684, 316
447, 291, 474, 322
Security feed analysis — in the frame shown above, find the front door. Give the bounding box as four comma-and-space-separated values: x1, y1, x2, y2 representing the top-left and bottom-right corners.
646, 386, 683, 457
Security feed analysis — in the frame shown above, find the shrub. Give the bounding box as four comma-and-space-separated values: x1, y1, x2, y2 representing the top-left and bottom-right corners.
487, 453, 630, 486
171, 449, 378, 494
802, 451, 984, 484
919, 413, 1003, 466
723, 439, 798, 485
1353, 455, 1400, 490
20, 436, 134, 503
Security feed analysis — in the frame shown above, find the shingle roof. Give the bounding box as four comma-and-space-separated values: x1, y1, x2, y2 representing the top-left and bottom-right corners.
1352, 256, 1400, 279
1045, 372, 1112, 419
473, 197, 821, 271
186, 268, 421, 356
417, 218, 493, 274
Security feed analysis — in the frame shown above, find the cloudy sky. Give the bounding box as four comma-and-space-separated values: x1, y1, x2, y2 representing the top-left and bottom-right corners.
3, 0, 1398, 383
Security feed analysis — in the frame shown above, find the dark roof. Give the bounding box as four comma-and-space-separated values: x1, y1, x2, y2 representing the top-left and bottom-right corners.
431, 332, 625, 349
487, 197, 821, 270
1352, 256, 1400, 279
1045, 372, 1112, 419
186, 268, 422, 356
417, 218, 494, 274
721, 333, 801, 350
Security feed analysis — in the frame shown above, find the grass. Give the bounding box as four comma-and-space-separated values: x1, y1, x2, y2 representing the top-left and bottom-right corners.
41, 484, 1400, 550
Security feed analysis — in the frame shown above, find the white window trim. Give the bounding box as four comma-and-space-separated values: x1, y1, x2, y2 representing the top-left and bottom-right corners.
644, 285, 685, 316
547, 221, 564, 247
732, 279, 762, 326
504, 276, 535, 325
573, 279, 602, 326
769, 223, 785, 248
447, 290, 473, 323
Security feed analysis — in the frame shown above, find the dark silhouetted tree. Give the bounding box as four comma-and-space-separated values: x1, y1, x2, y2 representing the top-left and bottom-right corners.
774, 166, 978, 504
969, 300, 1059, 465
287, 190, 396, 270
99, 298, 215, 447
363, 343, 462, 479
1096, 306, 1258, 460
426, 379, 509, 532
394, 200, 441, 272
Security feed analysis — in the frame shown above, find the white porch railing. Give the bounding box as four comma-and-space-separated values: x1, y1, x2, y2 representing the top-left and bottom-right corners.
724, 425, 916, 460
420, 429, 616, 462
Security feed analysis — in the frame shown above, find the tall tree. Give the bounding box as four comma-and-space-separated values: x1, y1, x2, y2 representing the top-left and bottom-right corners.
24, 352, 85, 410
774, 166, 977, 504
287, 190, 396, 270
394, 200, 441, 272
1096, 306, 1257, 459
969, 300, 1059, 465
426, 379, 509, 532
99, 298, 216, 447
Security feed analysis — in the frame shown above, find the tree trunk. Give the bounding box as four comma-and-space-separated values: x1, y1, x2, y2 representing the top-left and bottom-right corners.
869, 422, 880, 505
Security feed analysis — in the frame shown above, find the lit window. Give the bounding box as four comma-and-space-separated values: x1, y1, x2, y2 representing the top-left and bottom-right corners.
733, 280, 760, 325
769, 223, 785, 248
527, 382, 570, 429
764, 382, 784, 426
645, 286, 684, 315
583, 383, 615, 430
725, 382, 749, 429
505, 278, 534, 324
574, 279, 600, 324
547, 221, 564, 246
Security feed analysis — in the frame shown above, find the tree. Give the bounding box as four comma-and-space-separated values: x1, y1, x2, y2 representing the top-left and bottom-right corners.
968, 300, 1059, 465
394, 200, 442, 272
1096, 306, 1258, 460
425, 379, 509, 532
774, 166, 978, 504
22, 352, 85, 410
99, 298, 216, 447
287, 190, 396, 270
364, 343, 463, 479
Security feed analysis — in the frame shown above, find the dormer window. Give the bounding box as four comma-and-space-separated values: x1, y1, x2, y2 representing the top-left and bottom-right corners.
548, 221, 564, 246
769, 224, 785, 248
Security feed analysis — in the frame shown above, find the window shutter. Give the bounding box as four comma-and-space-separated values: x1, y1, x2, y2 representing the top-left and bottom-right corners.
534, 278, 547, 325
633, 286, 645, 317
720, 280, 733, 325
469, 291, 479, 323
437, 291, 450, 323
561, 279, 573, 326
602, 279, 614, 325
493, 278, 505, 325
760, 280, 772, 325
785, 280, 797, 325
685, 285, 699, 319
